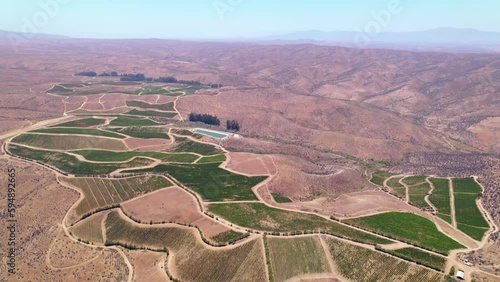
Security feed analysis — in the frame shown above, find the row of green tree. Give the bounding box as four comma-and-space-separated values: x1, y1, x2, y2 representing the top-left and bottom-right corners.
120, 73, 146, 81
74, 71, 224, 88
98, 71, 118, 77
75, 71, 119, 77
189, 113, 240, 131
188, 113, 220, 126
74, 71, 97, 77
226, 120, 240, 131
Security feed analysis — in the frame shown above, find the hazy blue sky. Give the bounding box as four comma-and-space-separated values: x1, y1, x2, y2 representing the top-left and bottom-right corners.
1, 0, 499, 38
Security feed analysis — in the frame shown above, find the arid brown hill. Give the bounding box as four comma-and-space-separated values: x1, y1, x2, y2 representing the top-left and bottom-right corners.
0, 38, 498, 160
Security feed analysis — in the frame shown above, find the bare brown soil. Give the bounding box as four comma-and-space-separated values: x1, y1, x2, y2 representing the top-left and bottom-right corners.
123, 249, 170, 282
3, 39, 497, 159
460, 239, 500, 277
467, 117, 500, 152
226, 152, 277, 176
276, 189, 418, 219
81, 102, 104, 110
0, 37, 499, 281
121, 187, 231, 238
124, 137, 172, 150
121, 187, 200, 223
265, 155, 367, 200
0, 157, 128, 281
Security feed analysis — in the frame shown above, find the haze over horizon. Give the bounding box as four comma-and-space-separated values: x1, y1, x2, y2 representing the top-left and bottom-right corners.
1, 0, 499, 39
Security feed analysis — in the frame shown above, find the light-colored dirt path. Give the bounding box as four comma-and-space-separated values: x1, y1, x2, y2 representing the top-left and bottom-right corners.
319, 235, 349, 282
260, 236, 270, 282
45, 226, 101, 271
443, 177, 499, 281
114, 208, 259, 251
112, 159, 161, 175
425, 177, 438, 213
6, 97, 499, 282
153, 253, 170, 282
449, 177, 458, 228
432, 216, 478, 249
285, 273, 342, 282
317, 234, 444, 275
379, 242, 410, 250
0, 115, 73, 141
101, 211, 108, 244
172, 90, 187, 121
400, 177, 410, 203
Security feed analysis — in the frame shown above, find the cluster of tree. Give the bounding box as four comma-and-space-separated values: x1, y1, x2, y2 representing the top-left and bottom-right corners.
226, 120, 240, 131
121, 73, 206, 85
188, 112, 220, 126
156, 76, 178, 83
76, 71, 222, 87
98, 71, 118, 77
120, 73, 146, 81
156, 76, 203, 85
74, 71, 97, 77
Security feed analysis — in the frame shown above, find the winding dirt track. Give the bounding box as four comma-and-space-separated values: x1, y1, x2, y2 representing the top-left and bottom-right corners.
3, 91, 500, 282
371, 172, 500, 281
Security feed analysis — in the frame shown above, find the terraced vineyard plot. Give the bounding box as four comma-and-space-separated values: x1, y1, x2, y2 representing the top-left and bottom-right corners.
408, 194, 430, 208
392, 187, 407, 199
456, 224, 489, 241
408, 182, 431, 208
325, 237, 443, 282
344, 212, 464, 254
73, 150, 198, 163
126, 109, 177, 118
387, 177, 404, 188
453, 177, 482, 193
8, 144, 153, 175
12, 133, 127, 150
386, 177, 406, 199
31, 128, 126, 139
104, 211, 267, 281
69, 108, 131, 116
208, 203, 391, 245
271, 192, 293, 203
108, 126, 170, 139
428, 178, 452, 223
133, 87, 170, 95
49, 85, 73, 93
452, 177, 489, 240
170, 128, 204, 139
402, 175, 427, 186
197, 154, 226, 163
378, 247, 446, 271
126, 100, 175, 111
109, 116, 161, 126
172, 137, 223, 155
454, 193, 489, 228
370, 171, 394, 186
98, 81, 141, 86
268, 236, 331, 282
125, 163, 266, 201
52, 118, 106, 127
61, 175, 171, 217
209, 230, 248, 245
69, 212, 105, 244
